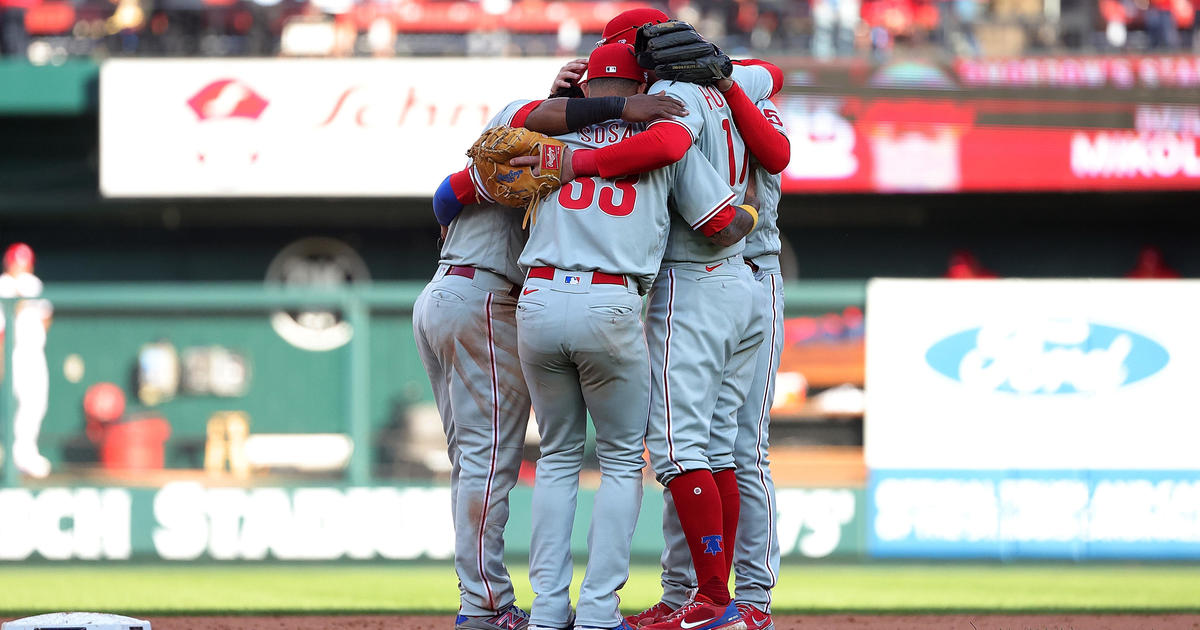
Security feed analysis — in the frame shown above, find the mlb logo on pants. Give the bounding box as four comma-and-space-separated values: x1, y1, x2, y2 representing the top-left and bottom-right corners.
564, 275, 582, 285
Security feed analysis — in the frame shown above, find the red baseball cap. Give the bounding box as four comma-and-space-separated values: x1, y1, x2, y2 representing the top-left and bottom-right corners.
4, 243, 33, 270
586, 43, 647, 84
599, 7, 669, 45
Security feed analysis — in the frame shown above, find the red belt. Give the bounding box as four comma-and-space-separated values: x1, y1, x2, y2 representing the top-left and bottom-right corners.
446, 265, 521, 299
744, 258, 760, 273
527, 266, 627, 287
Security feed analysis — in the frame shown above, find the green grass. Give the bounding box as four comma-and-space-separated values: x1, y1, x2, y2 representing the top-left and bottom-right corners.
1, 564, 1199, 617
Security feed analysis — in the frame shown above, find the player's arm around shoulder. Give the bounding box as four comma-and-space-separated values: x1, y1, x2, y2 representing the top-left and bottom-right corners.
705, 204, 758, 248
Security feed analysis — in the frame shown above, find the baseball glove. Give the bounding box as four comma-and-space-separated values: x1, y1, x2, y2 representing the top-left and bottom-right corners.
634, 20, 732, 86
467, 125, 567, 227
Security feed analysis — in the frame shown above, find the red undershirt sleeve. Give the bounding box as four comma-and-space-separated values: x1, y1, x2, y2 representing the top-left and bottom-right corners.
509, 100, 545, 129
722, 82, 790, 174
733, 59, 784, 96
697, 205, 736, 237
448, 167, 482, 205
572, 123, 694, 179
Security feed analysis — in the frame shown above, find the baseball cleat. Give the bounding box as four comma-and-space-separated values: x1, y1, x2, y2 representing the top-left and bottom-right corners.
624, 601, 676, 627
456, 603, 531, 630
640, 596, 745, 630
734, 602, 773, 630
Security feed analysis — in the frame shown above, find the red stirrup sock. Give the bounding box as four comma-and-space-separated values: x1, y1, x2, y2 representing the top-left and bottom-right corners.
713, 468, 741, 581
668, 469, 731, 605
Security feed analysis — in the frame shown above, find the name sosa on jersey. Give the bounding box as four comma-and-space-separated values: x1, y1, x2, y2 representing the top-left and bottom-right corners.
576, 121, 645, 145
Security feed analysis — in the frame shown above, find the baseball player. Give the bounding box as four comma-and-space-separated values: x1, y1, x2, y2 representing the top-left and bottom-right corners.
0, 243, 53, 479
418, 60, 699, 630
725, 96, 789, 630
415, 97, 550, 630
641, 80, 792, 630
538, 13, 794, 630
517, 14, 789, 630
515, 44, 759, 630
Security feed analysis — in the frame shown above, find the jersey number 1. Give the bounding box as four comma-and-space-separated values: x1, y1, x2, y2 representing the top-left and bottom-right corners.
557, 175, 640, 217
720, 119, 750, 187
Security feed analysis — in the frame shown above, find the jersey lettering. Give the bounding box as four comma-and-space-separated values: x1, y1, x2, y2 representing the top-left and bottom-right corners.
578, 122, 640, 146
556, 175, 640, 217
699, 85, 726, 110
763, 108, 783, 127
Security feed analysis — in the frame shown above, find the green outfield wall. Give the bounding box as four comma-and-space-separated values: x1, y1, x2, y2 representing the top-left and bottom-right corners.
1, 281, 865, 487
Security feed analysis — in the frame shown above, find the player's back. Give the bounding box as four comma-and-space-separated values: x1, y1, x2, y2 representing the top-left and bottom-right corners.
519, 120, 733, 294
648, 65, 775, 264
440, 202, 527, 285
438, 99, 536, 285
742, 97, 787, 270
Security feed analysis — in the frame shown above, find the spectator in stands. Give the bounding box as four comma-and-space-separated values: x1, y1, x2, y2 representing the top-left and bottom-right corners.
937, 0, 982, 56
1125, 245, 1181, 278
944, 249, 998, 279
812, 0, 860, 58
1145, 0, 1181, 48
0, 0, 37, 56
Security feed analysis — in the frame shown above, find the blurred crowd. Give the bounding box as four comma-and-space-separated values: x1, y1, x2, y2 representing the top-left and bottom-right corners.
0, 0, 1198, 62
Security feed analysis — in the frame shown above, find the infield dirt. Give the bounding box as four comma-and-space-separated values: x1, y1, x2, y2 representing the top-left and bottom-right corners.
148, 614, 1200, 629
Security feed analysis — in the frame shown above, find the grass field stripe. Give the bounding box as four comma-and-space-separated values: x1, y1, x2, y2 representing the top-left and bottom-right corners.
477, 292, 499, 610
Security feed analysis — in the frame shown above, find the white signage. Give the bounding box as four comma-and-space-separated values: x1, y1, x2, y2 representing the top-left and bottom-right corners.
874, 476, 1200, 547
0, 488, 132, 560
152, 482, 455, 560
776, 488, 857, 558
100, 58, 569, 197
865, 279, 1200, 471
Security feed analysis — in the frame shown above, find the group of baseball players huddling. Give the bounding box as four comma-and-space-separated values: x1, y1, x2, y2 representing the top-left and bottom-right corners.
414, 9, 790, 630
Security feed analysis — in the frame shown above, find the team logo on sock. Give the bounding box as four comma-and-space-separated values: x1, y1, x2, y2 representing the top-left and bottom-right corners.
701, 534, 723, 555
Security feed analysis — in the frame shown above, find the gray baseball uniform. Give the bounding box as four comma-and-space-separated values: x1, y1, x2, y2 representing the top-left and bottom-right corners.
518, 118, 736, 630
652, 76, 782, 612
730, 98, 788, 612
413, 99, 532, 618
643, 64, 775, 485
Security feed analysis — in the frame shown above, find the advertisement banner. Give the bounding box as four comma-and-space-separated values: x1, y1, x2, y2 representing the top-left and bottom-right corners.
777, 55, 1200, 193
101, 56, 1200, 197
865, 279, 1200, 471
865, 279, 1200, 558
99, 58, 568, 197
0, 484, 865, 561
870, 470, 1200, 559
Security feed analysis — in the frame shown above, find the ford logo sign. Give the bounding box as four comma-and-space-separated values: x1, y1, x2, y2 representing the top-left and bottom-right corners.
925, 320, 1169, 394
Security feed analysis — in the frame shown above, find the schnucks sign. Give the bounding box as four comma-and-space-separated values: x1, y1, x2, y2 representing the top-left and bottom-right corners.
865, 279, 1200, 559
775, 55, 1200, 193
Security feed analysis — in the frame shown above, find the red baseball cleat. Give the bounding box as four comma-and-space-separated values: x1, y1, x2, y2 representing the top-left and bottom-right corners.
734, 602, 773, 630
624, 601, 676, 628
641, 596, 745, 630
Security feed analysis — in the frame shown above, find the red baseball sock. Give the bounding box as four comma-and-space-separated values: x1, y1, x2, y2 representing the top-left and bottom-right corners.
713, 468, 740, 581
668, 469, 730, 605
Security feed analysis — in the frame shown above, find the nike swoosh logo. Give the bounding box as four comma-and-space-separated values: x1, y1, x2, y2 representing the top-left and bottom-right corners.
523, 288, 539, 295
705, 263, 722, 272
679, 618, 715, 629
